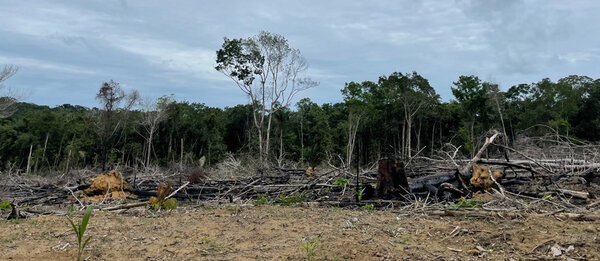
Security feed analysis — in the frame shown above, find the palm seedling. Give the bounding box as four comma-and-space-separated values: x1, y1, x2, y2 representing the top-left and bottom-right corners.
67, 206, 93, 261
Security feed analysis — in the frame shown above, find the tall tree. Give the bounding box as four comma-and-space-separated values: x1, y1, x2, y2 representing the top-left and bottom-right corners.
379, 72, 438, 159
94, 80, 138, 170
215, 31, 318, 163
138, 96, 172, 168
451, 75, 488, 156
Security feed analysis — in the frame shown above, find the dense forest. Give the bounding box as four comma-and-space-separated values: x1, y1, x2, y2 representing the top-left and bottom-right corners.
1, 72, 599, 173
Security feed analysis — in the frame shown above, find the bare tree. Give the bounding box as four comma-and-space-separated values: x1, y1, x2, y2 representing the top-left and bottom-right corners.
94, 80, 139, 171
216, 31, 318, 163
346, 113, 361, 168
137, 96, 171, 168
0, 65, 19, 118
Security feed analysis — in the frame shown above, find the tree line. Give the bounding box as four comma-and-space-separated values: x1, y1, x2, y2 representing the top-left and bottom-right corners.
1, 72, 599, 173
1, 32, 599, 173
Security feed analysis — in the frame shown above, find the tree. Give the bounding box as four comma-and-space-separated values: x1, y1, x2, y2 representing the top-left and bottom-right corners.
0, 65, 18, 118
94, 80, 138, 170
138, 96, 172, 168
216, 31, 318, 163
451, 75, 488, 156
379, 72, 438, 159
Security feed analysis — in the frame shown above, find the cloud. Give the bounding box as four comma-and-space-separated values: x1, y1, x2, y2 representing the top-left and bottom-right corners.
0, 0, 599, 107
0, 55, 96, 75
110, 37, 224, 81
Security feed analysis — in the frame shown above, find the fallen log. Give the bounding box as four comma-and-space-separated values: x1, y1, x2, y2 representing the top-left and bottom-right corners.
408, 173, 456, 192
428, 209, 600, 221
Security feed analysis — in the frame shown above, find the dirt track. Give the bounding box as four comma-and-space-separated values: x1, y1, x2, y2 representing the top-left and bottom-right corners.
1, 205, 599, 260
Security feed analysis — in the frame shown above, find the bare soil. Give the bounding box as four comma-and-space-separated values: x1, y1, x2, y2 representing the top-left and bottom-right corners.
1, 205, 600, 260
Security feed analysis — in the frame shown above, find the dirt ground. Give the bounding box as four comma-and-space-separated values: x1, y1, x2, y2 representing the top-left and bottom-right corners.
1, 205, 599, 260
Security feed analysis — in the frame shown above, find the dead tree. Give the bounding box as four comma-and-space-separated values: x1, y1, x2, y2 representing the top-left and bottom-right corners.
376, 159, 410, 199
138, 96, 171, 168
94, 80, 139, 171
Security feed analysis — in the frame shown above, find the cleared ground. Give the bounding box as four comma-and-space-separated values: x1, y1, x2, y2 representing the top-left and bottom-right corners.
1, 205, 599, 260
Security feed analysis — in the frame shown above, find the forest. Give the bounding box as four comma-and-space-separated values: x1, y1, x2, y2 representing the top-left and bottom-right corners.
1, 69, 599, 173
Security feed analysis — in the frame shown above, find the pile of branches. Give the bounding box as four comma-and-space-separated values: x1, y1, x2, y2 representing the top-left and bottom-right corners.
2, 130, 600, 220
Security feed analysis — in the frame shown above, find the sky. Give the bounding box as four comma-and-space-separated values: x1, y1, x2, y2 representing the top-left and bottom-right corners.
1, 0, 599, 108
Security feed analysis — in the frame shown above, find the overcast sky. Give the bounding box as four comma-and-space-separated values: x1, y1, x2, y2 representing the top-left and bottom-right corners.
1, 0, 599, 108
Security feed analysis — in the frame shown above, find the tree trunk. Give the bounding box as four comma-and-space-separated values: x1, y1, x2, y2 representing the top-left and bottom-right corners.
470, 116, 475, 157
300, 113, 304, 163
180, 138, 184, 170
376, 159, 410, 199
407, 118, 412, 159
37, 132, 49, 172
146, 129, 153, 167
416, 118, 422, 153
265, 110, 274, 162
431, 121, 435, 156
401, 120, 406, 159
26, 144, 33, 174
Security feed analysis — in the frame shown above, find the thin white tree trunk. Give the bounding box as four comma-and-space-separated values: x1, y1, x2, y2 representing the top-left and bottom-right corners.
26, 144, 33, 174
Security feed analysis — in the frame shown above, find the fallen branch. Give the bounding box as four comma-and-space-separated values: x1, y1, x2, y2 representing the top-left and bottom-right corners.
165, 181, 190, 200
460, 131, 500, 176
102, 202, 147, 211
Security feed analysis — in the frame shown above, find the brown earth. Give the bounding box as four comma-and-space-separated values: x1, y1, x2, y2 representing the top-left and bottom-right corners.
1, 205, 599, 260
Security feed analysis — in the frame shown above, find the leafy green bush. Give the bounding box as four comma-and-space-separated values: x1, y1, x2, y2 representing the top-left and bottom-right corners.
67, 206, 93, 261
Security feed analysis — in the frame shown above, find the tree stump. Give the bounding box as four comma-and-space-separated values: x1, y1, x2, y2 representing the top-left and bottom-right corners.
376, 159, 410, 199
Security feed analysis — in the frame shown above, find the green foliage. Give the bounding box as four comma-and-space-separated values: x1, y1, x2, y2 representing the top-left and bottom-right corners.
0, 200, 11, 209
353, 188, 365, 201
362, 204, 374, 211
300, 237, 320, 260
67, 206, 93, 261
277, 194, 305, 206
542, 194, 555, 201
255, 193, 273, 205
149, 182, 178, 210
446, 197, 483, 209
161, 198, 179, 210
334, 178, 350, 188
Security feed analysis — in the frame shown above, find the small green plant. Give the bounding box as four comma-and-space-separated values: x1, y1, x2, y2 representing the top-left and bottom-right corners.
67, 206, 93, 261
353, 188, 365, 201
255, 193, 273, 205
334, 178, 350, 187
200, 237, 222, 248
542, 194, 555, 200
0, 200, 11, 209
391, 235, 411, 245
446, 197, 482, 209
149, 182, 179, 210
300, 237, 319, 260
362, 204, 374, 211
278, 193, 305, 206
